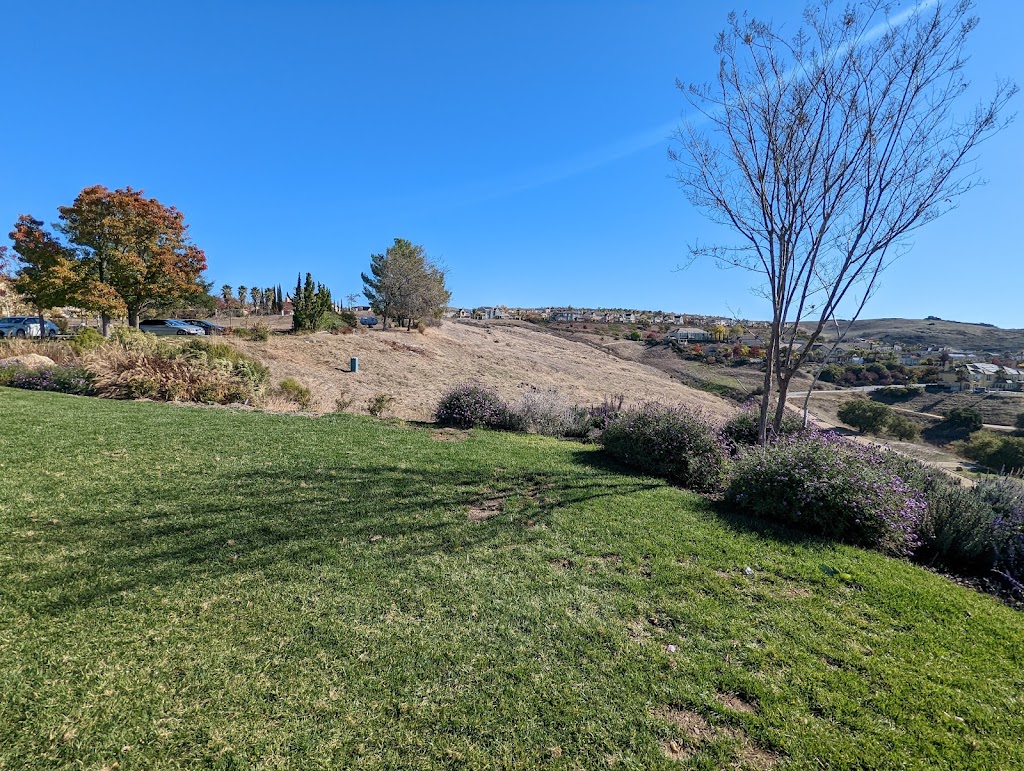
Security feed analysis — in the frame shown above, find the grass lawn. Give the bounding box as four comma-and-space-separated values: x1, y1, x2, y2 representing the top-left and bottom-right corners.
1, 388, 1022, 769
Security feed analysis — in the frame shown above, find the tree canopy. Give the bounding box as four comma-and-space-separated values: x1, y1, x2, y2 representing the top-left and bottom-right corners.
7, 185, 209, 334
292, 272, 333, 332
361, 239, 450, 330
671, 0, 1016, 443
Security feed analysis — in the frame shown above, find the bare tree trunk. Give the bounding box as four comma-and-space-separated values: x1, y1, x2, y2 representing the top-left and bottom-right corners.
758, 316, 781, 445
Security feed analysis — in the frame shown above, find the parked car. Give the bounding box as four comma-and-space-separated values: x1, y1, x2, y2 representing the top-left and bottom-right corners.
138, 319, 205, 336
359, 316, 379, 327
0, 316, 60, 338
180, 319, 225, 335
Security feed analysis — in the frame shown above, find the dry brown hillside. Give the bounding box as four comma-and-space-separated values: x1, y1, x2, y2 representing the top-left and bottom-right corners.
227, 319, 736, 421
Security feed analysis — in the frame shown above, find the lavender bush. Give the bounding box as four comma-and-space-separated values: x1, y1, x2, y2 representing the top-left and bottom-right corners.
977, 477, 1024, 589
435, 382, 514, 429
726, 431, 924, 556
600, 402, 729, 493
0, 364, 95, 396
511, 389, 593, 438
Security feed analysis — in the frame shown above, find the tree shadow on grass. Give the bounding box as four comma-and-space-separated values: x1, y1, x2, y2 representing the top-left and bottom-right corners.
29, 454, 662, 616
570, 447, 843, 553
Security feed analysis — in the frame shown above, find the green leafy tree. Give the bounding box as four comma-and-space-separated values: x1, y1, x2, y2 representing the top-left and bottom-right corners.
837, 398, 891, 435
237, 285, 248, 311
361, 238, 450, 330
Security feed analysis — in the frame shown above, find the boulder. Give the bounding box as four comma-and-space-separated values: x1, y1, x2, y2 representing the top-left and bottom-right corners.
0, 354, 57, 369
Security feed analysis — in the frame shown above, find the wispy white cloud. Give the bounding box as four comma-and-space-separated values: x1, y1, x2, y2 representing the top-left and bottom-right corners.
434, 0, 937, 208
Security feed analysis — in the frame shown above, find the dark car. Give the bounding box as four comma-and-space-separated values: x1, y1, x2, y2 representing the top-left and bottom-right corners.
359, 316, 379, 327
139, 319, 205, 336
180, 319, 226, 335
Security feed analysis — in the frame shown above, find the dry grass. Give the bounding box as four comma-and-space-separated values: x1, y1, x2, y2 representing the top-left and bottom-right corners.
228, 319, 736, 421
0, 339, 77, 365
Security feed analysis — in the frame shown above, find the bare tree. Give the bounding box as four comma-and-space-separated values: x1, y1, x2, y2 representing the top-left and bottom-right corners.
671, 0, 1015, 443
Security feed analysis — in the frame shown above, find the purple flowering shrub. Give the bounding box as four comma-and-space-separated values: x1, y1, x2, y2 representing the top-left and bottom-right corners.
726, 431, 924, 556
0, 364, 95, 396
435, 382, 514, 429
600, 403, 728, 493
976, 477, 1024, 588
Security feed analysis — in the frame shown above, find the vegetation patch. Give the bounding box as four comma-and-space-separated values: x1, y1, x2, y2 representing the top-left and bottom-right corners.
601, 403, 729, 493
726, 432, 924, 556
2, 390, 1024, 768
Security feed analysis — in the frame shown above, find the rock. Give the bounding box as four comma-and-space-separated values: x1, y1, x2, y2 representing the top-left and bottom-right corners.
0, 354, 56, 369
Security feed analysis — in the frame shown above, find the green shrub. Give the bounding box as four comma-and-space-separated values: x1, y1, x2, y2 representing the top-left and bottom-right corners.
110, 325, 159, 351
837, 398, 891, 434
435, 383, 512, 429
722, 407, 803, 448
233, 323, 270, 341
277, 377, 313, 410
960, 431, 1024, 473
600, 403, 728, 493
886, 412, 921, 441
1015, 412, 1024, 433
726, 432, 925, 556
325, 312, 357, 335
367, 393, 395, 418
943, 407, 984, 433
70, 327, 105, 354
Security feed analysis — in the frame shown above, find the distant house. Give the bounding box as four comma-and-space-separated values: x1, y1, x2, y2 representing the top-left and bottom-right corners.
476, 307, 508, 320
550, 310, 583, 322
666, 327, 711, 342
940, 362, 1024, 391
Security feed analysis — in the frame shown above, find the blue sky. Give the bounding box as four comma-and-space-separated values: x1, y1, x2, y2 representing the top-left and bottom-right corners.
2, 1, 1021, 326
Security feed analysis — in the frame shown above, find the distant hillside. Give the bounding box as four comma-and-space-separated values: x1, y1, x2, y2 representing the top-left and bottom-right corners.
804, 318, 1024, 354
225, 318, 736, 421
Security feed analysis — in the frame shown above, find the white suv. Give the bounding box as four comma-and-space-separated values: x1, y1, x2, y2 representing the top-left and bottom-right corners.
0, 316, 60, 338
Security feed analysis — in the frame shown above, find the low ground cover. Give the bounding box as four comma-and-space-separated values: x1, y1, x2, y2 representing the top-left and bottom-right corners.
1, 389, 1023, 768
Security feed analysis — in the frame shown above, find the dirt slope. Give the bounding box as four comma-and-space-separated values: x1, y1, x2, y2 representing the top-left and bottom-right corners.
229, 319, 736, 421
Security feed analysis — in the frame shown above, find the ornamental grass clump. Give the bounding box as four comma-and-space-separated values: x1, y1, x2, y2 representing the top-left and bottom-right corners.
726, 431, 924, 556
600, 402, 728, 493
435, 382, 513, 429
86, 337, 268, 404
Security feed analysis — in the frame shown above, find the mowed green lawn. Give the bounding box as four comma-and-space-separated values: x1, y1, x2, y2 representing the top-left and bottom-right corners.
1, 389, 1022, 770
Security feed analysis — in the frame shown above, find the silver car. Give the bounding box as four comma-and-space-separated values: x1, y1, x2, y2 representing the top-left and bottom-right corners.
138, 319, 205, 336
0, 316, 60, 338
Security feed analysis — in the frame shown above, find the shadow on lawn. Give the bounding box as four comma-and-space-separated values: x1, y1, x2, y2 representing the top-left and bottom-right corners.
570, 446, 841, 552
31, 452, 660, 616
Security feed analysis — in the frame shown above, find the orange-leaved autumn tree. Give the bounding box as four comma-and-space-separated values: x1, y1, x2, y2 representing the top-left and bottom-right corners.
10, 215, 123, 332
55, 185, 208, 333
